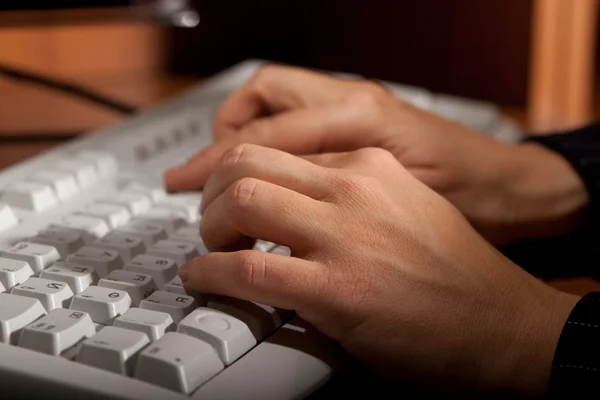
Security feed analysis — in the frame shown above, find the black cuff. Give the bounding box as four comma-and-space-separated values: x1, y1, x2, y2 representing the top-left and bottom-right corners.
548, 292, 600, 398
524, 124, 600, 216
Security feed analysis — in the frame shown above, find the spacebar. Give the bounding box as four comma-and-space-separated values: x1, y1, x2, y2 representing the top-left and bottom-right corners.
192, 317, 349, 400
0, 344, 184, 400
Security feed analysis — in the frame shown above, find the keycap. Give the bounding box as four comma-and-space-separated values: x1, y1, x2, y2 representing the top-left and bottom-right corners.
18, 308, 95, 356
120, 182, 167, 203
29, 170, 79, 201
170, 226, 207, 255
271, 246, 292, 257
98, 270, 157, 306
76, 203, 131, 229
0, 258, 34, 290
1, 182, 57, 212
114, 308, 175, 341
97, 192, 152, 216
155, 203, 199, 224
69, 286, 131, 324
146, 240, 199, 266
11, 277, 74, 312
78, 326, 150, 376
51, 215, 111, 244
76, 150, 118, 177
55, 160, 98, 188
178, 308, 256, 365
93, 231, 146, 262
125, 254, 178, 289
208, 297, 288, 341
0, 281, 4, 293
40, 262, 98, 294
67, 247, 122, 278
254, 240, 277, 253
0, 203, 18, 232
29, 227, 86, 258
140, 209, 187, 233
139, 291, 197, 323
1, 242, 61, 275
135, 332, 224, 394
164, 276, 205, 304
117, 219, 168, 247
0, 293, 46, 344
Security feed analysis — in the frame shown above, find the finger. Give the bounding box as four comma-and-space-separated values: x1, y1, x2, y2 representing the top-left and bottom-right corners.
179, 250, 326, 311
201, 144, 333, 214
212, 65, 348, 140
164, 95, 379, 191
200, 177, 328, 252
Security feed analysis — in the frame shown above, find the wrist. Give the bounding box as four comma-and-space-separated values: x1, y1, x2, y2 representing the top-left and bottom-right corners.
502, 143, 590, 242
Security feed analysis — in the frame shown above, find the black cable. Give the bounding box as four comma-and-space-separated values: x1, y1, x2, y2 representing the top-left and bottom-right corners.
0, 133, 81, 143
0, 63, 137, 115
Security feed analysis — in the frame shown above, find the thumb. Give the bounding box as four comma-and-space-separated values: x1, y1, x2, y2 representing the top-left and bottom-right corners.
163, 95, 379, 192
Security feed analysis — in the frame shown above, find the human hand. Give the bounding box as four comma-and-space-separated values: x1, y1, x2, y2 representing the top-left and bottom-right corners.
164, 65, 589, 245
178, 144, 579, 397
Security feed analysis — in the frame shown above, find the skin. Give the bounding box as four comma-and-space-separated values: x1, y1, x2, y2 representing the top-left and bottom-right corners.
178, 144, 578, 397
162, 65, 589, 396
164, 65, 589, 246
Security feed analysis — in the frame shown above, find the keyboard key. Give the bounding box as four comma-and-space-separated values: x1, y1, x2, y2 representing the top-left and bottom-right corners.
76, 203, 131, 229
69, 286, 131, 324
0, 281, 5, 293
1, 182, 57, 212
165, 276, 206, 305
0, 203, 18, 232
208, 297, 288, 341
156, 203, 199, 224
135, 332, 224, 394
98, 270, 157, 306
11, 277, 74, 312
76, 150, 118, 177
120, 182, 167, 203
178, 308, 256, 365
55, 160, 98, 189
0, 293, 46, 344
29, 170, 79, 201
51, 215, 111, 244
29, 227, 86, 258
98, 192, 152, 216
170, 226, 207, 255
93, 231, 146, 262
78, 326, 150, 376
140, 209, 187, 233
147, 240, 199, 266
1, 242, 61, 274
67, 247, 122, 278
254, 240, 277, 253
18, 308, 95, 356
139, 291, 197, 323
0, 258, 34, 290
40, 262, 98, 294
271, 246, 292, 257
118, 219, 168, 247
124, 254, 178, 289
114, 308, 175, 341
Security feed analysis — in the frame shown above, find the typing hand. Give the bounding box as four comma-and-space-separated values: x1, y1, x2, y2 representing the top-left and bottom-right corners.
164, 65, 588, 245
178, 144, 578, 397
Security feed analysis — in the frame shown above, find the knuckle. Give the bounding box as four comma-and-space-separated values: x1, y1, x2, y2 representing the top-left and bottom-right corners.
333, 171, 378, 198
235, 251, 267, 287
359, 80, 389, 98
355, 147, 397, 167
220, 143, 249, 167
227, 177, 260, 211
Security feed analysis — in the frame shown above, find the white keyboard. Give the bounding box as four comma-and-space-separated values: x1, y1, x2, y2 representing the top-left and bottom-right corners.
0, 60, 522, 400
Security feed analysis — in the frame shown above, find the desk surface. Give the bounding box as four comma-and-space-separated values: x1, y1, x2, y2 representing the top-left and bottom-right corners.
1, 73, 599, 298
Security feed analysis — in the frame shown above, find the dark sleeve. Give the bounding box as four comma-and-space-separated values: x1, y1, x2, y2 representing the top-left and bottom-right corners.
548, 292, 600, 398
500, 123, 600, 280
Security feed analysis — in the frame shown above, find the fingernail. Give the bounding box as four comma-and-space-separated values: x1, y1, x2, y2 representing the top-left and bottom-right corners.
179, 263, 190, 283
